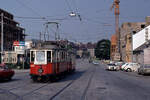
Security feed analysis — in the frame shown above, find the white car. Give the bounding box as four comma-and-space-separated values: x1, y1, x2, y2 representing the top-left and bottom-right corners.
115, 62, 124, 70
107, 64, 119, 71
124, 63, 140, 72
92, 61, 99, 65
121, 63, 129, 70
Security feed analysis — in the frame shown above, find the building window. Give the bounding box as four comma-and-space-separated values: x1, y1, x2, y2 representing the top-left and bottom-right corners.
141, 24, 145, 28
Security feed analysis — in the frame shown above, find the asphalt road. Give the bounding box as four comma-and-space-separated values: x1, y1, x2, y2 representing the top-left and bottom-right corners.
1, 59, 150, 100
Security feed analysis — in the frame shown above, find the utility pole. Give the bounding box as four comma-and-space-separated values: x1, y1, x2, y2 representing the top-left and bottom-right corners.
1, 13, 4, 64
39, 32, 41, 41
111, 0, 121, 61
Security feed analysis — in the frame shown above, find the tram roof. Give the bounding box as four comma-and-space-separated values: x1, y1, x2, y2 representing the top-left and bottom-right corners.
31, 41, 69, 51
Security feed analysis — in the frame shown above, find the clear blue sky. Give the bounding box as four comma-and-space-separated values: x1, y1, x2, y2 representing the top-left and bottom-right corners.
0, 0, 150, 43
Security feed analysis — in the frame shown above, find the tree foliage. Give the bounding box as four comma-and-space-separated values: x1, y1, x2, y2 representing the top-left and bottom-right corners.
95, 39, 110, 60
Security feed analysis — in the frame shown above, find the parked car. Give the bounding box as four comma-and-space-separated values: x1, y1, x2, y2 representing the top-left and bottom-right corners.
115, 62, 124, 70
138, 65, 150, 75
124, 63, 140, 72
120, 63, 129, 70
0, 64, 15, 81
109, 61, 115, 64
92, 61, 99, 65
106, 63, 119, 71
92, 60, 99, 65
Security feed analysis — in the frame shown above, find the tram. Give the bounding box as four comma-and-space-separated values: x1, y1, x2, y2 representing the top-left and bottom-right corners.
30, 42, 75, 82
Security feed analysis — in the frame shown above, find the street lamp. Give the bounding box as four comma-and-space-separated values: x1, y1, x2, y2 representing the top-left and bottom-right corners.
69, 12, 76, 17
69, 12, 82, 21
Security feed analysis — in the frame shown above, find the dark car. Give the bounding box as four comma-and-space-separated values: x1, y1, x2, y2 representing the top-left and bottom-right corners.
138, 65, 150, 75
0, 64, 15, 80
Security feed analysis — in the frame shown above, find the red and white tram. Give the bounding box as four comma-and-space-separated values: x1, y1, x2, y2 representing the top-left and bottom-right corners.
30, 43, 75, 82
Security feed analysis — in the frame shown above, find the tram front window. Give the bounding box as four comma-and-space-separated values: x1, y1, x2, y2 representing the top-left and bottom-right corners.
35, 51, 46, 64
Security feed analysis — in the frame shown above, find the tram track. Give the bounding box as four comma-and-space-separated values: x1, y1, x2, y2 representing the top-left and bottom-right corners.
81, 68, 96, 100
18, 72, 79, 100
8, 73, 77, 100
0, 87, 20, 100
49, 79, 75, 100
49, 71, 88, 100
5, 82, 50, 100
8, 81, 33, 91
19, 83, 50, 100
0, 71, 79, 100
49, 65, 96, 100
0, 76, 30, 91
0, 77, 50, 100
0, 60, 96, 100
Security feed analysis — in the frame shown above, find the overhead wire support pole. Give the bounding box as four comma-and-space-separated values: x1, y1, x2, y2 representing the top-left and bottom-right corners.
1, 13, 4, 64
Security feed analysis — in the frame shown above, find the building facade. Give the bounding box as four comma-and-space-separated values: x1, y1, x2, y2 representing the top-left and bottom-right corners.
0, 9, 25, 51
120, 22, 146, 62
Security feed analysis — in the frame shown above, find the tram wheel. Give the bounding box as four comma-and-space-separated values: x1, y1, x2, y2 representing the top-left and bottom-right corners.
42, 76, 49, 83
32, 77, 38, 82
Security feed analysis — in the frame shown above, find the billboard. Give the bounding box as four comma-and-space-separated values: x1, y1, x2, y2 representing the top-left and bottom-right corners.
133, 25, 150, 50
3, 51, 17, 64
13, 41, 25, 54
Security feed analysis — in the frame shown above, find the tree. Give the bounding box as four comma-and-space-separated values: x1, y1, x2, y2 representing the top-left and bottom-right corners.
95, 39, 110, 60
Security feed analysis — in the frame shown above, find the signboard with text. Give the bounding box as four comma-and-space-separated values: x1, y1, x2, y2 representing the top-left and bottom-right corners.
13, 41, 25, 54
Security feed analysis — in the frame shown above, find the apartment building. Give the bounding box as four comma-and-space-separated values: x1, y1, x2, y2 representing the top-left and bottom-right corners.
120, 22, 146, 62
0, 8, 25, 51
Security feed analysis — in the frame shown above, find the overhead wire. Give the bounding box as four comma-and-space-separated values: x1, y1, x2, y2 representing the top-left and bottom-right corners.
72, 0, 82, 21
14, 16, 46, 20
14, 0, 111, 42
73, 0, 79, 13
15, 0, 47, 21
81, 16, 111, 25
65, 0, 74, 12
14, 15, 73, 22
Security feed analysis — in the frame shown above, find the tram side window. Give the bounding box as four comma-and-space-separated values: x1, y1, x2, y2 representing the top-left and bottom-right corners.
31, 51, 35, 62
47, 51, 51, 62
52, 51, 55, 62
62, 52, 64, 61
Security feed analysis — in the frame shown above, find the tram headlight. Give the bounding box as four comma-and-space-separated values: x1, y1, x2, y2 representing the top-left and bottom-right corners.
38, 68, 43, 73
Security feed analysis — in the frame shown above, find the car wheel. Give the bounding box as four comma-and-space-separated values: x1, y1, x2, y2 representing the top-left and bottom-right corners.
8, 77, 12, 81
138, 72, 141, 75
127, 68, 132, 72
138, 70, 141, 75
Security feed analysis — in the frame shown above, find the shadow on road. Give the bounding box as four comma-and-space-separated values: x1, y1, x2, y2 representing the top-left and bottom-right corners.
57, 70, 86, 83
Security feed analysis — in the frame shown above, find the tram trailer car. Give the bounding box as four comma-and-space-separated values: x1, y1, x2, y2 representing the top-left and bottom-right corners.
30, 47, 75, 82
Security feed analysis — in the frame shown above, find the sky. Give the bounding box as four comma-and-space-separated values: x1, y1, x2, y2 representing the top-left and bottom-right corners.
0, 0, 150, 43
